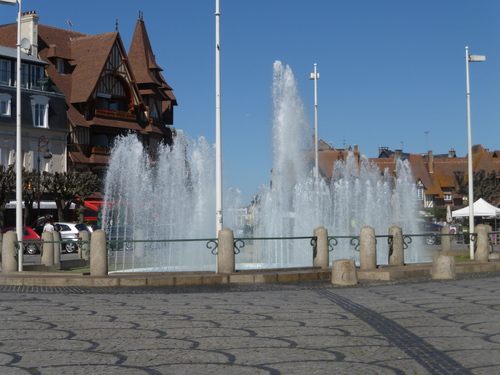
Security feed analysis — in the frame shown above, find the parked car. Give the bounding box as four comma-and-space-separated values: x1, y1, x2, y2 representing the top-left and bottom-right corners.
1, 227, 42, 254
55, 222, 91, 253
419, 221, 443, 245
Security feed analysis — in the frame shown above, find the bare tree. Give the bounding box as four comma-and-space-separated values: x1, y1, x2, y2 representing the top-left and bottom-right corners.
454, 170, 500, 203
0, 164, 15, 229
41, 171, 101, 222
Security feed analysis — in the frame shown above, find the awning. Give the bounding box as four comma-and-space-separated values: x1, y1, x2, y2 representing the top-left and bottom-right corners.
5, 201, 76, 209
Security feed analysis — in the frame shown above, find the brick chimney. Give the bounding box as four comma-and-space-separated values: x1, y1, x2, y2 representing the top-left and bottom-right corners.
21, 11, 39, 57
428, 150, 434, 174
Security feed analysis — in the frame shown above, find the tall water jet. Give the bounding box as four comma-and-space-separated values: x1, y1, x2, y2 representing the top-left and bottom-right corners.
250, 61, 420, 268
102, 133, 218, 271
103, 60, 421, 273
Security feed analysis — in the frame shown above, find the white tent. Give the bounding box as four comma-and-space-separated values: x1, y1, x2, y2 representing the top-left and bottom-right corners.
452, 198, 500, 218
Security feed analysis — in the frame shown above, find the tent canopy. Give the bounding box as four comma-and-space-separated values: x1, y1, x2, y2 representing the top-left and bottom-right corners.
452, 198, 500, 218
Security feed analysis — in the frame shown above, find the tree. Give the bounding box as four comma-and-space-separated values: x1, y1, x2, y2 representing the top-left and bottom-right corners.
0, 164, 15, 229
22, 169, 37, 226
41, 171, 101, 222
454, 170, 500, 203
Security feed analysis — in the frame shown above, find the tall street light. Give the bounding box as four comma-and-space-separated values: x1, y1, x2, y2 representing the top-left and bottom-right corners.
0, 0, 23, 271
215, 0, 223, 273
309, 64, 319, 178
465, 46, 485, 260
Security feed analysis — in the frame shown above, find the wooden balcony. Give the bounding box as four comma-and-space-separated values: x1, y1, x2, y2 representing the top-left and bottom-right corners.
95, 108, 136, 120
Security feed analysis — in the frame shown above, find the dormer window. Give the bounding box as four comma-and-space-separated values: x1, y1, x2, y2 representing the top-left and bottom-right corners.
56, 58, 65, 74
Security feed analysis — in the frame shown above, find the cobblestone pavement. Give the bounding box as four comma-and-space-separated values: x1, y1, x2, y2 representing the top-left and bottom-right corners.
0, 273, 499, 374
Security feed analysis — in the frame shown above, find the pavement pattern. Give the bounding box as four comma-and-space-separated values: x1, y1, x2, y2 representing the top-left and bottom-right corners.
0, 273, 499, 374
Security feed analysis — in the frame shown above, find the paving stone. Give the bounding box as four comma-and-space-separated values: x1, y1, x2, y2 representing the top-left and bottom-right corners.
0, 273, 499, 373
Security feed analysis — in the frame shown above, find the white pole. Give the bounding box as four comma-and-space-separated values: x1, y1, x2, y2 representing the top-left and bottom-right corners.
465, 46, 475, 260
313, 63, 318, 178
15, 0, 23, 271
465, 47, 486, 259
215, 1, 223, 234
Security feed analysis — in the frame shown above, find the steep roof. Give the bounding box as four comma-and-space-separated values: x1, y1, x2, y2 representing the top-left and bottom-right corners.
128, 18, 177, 104
69, 32, 119, 103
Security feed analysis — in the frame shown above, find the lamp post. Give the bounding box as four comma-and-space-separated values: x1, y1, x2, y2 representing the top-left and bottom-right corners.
36, 136, 52, 218
0, 0, 23, 271
309, 64, 319, 178
465, 46, 485, 260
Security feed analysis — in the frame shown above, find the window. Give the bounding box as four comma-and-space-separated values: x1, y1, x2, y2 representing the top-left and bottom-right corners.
0, 93, 11, 116
56, 58, 65, 74
0, 59, 11, 85
150, 103, 159, 119
31, 95, 49, 127
417, 187, 424, 201
444, 193, 452, 201
20, 63, 28, 88
30, 65, 43, 89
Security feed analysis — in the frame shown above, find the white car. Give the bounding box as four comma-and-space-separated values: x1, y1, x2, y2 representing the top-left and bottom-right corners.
55, 222, 91, 253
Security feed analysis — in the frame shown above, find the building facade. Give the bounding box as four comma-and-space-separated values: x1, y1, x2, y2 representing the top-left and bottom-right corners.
315, 141, 500, 212
0, 11, 177, 179
0, 44, 67, 173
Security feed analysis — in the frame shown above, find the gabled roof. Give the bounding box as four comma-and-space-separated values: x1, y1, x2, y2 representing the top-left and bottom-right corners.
69, 32, 119, 103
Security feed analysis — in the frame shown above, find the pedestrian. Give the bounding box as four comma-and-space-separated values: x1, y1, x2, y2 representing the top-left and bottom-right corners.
43, 219, 55, 232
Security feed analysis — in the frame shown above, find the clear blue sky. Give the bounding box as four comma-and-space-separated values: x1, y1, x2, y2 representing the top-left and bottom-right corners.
2, 1, 499, 204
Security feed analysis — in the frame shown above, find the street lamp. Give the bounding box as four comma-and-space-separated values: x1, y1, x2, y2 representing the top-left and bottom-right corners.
0, 0, 23, 271
465, 46, 485, 260
215, 0, 223, 236
309, 64, 319, 178
36, 136, 52, 218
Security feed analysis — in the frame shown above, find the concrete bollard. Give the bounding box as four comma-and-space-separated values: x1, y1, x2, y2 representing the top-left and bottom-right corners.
475, 224, 489, 263
313, 226, 329, 268
431, 255, 456, 279
388, 225, 404, 266
217, 228, 235, 274
441, 225, 451, 252
360, 226, 377, 270
79, 230, 90, 261
2, 231, 17, 273
90, 230, 108, 276
53, 231, 61, 267
41, 232, 54, 267
486, 224, 493, 254
331, 259, 358, 286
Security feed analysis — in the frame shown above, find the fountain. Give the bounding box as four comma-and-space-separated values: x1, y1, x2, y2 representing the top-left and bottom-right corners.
103, 60, 420, 273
